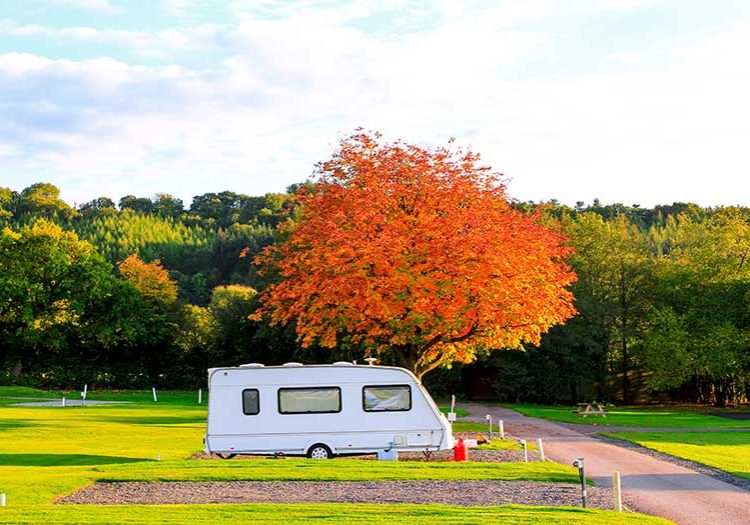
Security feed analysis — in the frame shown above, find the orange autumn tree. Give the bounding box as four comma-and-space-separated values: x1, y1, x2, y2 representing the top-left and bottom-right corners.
255, 131, 577, 379
118, 254, 178, 305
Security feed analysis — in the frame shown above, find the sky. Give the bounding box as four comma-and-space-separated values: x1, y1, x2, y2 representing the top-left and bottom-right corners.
0, 0, 749, 209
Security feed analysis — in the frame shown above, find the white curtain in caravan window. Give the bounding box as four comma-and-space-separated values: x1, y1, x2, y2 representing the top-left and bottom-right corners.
279, 387, 341, 413
363, 386, 411, 411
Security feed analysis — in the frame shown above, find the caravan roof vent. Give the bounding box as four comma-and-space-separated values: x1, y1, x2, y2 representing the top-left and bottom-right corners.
332, 361, 354, 366
239, 363, 265, 368
282, 362, 304, 367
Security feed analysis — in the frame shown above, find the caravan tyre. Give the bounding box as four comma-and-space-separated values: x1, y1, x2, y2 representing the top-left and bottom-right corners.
216, 453, 236, 460
307, 444, 332, 459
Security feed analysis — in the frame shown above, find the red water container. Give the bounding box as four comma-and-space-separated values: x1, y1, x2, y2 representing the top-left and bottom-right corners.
453, 437, 469, 462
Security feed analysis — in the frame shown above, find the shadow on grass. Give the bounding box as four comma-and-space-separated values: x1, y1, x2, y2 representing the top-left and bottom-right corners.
0, 420, 35, 431
99, 416, 203, 425
0, 453, 149, 466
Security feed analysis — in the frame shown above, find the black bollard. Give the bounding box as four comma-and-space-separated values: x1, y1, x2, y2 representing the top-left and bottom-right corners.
573, 457, 587, 508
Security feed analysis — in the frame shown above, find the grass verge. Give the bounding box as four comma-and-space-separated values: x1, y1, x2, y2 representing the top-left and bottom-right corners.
0, 503, 670, 524
508, 404, 750, 428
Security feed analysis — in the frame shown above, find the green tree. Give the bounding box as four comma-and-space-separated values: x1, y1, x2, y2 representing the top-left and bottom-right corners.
152, 193, 184, 218
174, 303, 215, 384
209, 285, 258, 366
0, 220, 112, 378
0, 187, 16, 222
640, 210, 750, 405
564, 213, 652, 403
119, 195, 153, 214
16, 183, 77, 221
78, 197, 116, 219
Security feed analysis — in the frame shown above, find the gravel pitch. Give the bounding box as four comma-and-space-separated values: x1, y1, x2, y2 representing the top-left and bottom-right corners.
191, 448, 528, 463
58, 480, 614, 509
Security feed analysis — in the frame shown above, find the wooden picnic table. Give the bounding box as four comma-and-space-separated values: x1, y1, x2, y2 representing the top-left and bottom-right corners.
576, 402, 607, 417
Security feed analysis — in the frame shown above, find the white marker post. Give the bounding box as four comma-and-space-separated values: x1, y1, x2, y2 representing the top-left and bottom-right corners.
1, 493, 6, 507
537, 438, 546, 461
198, 388, 202, 404
157, 453, 161, 461
613, 471, 622, 512
485, 414, 493, 439
447, 394, 457, 424
152, 387, 158, 402
61, 397, 66, 407
498, 420, 505, 440
519, 439, 528, 462
81, 384, 87, 406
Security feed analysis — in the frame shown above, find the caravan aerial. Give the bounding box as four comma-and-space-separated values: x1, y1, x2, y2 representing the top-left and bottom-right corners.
205, 362, 453, 459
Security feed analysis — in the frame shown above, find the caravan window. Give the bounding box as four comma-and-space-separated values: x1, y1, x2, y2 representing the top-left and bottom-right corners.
242, 389, 260, 415
278, 387, 341, 414
363, 385, 411, 412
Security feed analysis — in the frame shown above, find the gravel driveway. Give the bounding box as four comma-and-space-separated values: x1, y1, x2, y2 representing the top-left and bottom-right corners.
191, 449, 529, 463
58, 480, 615, 509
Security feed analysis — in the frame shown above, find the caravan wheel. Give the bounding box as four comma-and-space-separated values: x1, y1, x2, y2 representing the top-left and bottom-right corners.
307, 444, 332, 459
216, 453, 236, 460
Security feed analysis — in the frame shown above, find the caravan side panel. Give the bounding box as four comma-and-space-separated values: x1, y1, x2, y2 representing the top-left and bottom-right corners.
205, 365, 453, 455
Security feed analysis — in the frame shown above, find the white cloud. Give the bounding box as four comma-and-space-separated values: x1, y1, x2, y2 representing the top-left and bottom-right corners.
48, 0, 119, 13
0, 19, 223, 59
1, 2, 749, 208
0, 143, 20, 157
160, 0, 198, 17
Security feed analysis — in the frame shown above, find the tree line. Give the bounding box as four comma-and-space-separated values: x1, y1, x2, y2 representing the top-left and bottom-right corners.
1, 181, 749, 406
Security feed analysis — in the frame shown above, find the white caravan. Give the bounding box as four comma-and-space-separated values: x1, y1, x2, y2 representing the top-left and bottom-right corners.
205, 362, 454, 459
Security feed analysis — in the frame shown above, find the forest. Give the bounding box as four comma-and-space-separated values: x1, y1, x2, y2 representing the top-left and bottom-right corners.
1, 181, 749, 407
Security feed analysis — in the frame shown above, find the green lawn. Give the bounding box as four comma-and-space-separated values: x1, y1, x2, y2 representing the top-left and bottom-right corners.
439, 406, 470, 418
0, 503, 671, 524
0, 387, 666, 524
509, 404, 750, 428
96, 457, 571, 483
604, 431, 750, 480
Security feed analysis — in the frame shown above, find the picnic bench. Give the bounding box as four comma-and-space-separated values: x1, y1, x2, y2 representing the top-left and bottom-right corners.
575, 402, 607, 417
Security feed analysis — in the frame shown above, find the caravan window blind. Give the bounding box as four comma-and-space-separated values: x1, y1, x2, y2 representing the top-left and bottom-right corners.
362, 385, 411, 412
278, 387, 341, 414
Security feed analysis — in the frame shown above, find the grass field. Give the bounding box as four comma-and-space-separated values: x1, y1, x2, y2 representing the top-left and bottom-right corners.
0, 387, 668, 524
0, 503, 671, 524
604, 431, 750, 480
508, 404, 750, 428
439, 406, 470, 418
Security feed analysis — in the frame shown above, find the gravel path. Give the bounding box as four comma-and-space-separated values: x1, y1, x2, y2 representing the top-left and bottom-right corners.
58, 480, 614, 509
191, 449, 528, 463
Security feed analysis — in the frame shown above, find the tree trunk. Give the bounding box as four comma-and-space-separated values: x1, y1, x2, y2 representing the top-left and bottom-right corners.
622, 341, 631, 404
620, 267, 633, 405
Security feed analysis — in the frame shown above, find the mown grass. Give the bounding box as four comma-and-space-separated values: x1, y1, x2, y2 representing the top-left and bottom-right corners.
0, 503, 671, 524
508, 404, 750, 428
95, 458, 574, 483
452, 421, 499, 432
438, 406, 470, 418
0, 387, 667, 524
475, 439, 533, 451
604, 430, 750, 480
